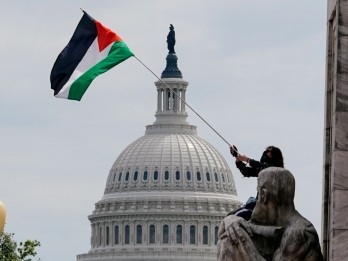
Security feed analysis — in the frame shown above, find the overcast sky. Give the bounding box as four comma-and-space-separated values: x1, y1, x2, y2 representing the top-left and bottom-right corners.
0, 1, 326, 260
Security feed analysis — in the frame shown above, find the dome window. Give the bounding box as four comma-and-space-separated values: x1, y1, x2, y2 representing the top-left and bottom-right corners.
163, 224, 169, 243
190, 225, 196, 244
196, 171, 201, 181
143, 171, 148, 181
214, 226, 219, 244
133, 171, 138, 181
175, 171, 181, 180
176, 225, 183, 244
106, 226, 110, 245
113, 173, 117, 182
186, 171, 191, 180
214, 172, 219, 182
125, 225, 130, 244
99, 227, 102, 246
153, 171, 159, 181
118, 173, 122, 182
125, 172, 129, 181
221, 173, 225, 183
164, 170, 170, 180
114, 225, 119, 244
203, 225, 208, 245
136, 225, 142, 244
206, 172, 211, 182
149, 225, 156, 244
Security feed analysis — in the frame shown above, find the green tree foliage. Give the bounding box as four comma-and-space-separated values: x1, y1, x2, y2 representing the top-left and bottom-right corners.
0, 232, 40, 261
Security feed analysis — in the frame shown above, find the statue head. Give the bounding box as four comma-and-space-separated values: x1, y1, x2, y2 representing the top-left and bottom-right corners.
169, 24, 174, 30
251, 167, 295, 225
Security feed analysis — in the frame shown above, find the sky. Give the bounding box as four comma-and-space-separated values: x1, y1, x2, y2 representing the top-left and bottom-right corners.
0, 1, 327, 260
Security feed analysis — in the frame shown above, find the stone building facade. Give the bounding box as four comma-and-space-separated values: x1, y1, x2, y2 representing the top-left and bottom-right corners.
322, 1, 348, 260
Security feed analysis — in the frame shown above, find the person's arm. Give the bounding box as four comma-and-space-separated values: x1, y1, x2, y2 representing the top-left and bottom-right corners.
236, 161, 259, 177
248, 159, 270, 171
231, 148, 265, 177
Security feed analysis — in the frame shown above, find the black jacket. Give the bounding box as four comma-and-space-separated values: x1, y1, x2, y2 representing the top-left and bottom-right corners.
236, 159, 271, 178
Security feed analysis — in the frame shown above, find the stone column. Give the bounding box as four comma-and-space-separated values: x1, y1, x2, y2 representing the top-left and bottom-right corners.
173, 88, 178, 111
91, 224, 96, 248
163, 89, 168, 111
323, 1, 348, 260
181, 88, 186, 112
157, 88, 162, 112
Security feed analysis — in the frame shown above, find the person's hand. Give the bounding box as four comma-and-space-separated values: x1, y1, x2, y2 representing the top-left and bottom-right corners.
230, 146, 239, 157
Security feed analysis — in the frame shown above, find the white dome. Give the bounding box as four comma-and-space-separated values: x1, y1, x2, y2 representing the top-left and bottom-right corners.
104, 131, 237, 196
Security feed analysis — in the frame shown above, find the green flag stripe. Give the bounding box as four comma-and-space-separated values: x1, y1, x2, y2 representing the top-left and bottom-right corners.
68, 41, 134, 101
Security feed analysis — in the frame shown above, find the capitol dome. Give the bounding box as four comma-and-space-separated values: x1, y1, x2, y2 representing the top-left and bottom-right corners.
104, 126, 237, 196
77, 38, 240, 261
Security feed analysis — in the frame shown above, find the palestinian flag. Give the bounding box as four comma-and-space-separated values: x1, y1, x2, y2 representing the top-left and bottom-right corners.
50, 11, 134, 101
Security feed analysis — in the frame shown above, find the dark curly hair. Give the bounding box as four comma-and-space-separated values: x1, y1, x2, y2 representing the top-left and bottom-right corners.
266, 146, 284, 167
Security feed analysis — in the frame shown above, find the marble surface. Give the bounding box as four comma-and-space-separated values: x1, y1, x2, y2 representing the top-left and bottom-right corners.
324, 1, 348, 260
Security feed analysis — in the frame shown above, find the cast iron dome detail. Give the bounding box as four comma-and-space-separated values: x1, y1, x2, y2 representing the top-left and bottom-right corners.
161, 53, 182, 78
77, 31, 240, 261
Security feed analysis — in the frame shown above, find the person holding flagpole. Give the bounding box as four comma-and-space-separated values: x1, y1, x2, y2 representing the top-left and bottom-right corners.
231, 145, 284, 178
228, 145, 284, 220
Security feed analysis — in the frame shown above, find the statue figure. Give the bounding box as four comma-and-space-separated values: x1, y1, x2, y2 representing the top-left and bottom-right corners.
217, 167, 323, 261
167, 24, 175, 54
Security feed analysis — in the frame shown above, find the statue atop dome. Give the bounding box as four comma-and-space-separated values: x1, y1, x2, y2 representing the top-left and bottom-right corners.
167, 24, 175, 54
161, 24, 182, 78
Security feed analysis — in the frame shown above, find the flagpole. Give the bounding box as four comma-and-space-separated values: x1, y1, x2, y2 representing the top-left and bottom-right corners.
133, 55, 234, 150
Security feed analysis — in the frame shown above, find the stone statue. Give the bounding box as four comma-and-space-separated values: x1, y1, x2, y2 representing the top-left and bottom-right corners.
217, 167, 323, 261
167, 24, 175, 54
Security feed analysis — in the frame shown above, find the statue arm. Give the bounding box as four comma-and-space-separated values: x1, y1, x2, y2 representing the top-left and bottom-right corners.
217, 215, 266, 261
272, 225, 323, 261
